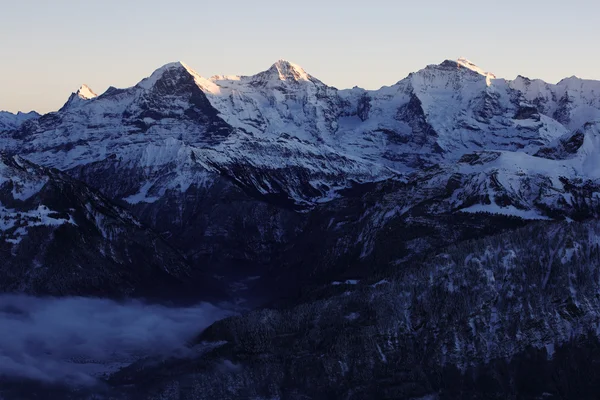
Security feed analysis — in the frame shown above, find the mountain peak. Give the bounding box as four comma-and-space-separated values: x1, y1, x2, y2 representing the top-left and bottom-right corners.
137, 61, 220, 93
138, 61, 197, 89
77, 84, 97, 100
59, 84, 98, 111
418, 58, 497, 87
557, 75, 582, 85
259, 59, 311, 82
0, 110, 40, 131
154, 61, 192, 73
456, 57, 496, 82
431, 57, 497, 86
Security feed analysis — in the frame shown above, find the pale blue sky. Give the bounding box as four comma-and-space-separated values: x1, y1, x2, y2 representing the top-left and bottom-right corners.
1, 0, 599, 113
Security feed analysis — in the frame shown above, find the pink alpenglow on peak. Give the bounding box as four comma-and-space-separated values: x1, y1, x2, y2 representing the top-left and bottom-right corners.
457, 57, 496, 85
77, 84, 97, 100
137, 61, 222, 94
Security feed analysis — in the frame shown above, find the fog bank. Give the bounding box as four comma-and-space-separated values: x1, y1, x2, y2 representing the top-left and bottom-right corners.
0, 294, 232, 386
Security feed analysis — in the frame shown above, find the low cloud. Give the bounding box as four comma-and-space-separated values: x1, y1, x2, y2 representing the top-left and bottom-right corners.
0, 294, 232, 386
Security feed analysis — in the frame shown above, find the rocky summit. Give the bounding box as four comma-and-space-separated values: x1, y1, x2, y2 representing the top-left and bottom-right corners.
3, 58, 600, 399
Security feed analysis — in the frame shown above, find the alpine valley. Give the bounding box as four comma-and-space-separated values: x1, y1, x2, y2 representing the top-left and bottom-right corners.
3, 57, 600, 399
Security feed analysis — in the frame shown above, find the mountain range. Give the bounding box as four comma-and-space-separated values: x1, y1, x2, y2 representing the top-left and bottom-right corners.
2, 57, 600, 399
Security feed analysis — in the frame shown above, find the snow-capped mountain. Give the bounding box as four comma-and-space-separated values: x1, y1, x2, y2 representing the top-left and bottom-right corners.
187, 58, 569, 173
59, 84, 98, 111
511, 74, 600, 130
3, 58, 600, 399
201, 59, 343, 142
4, 61, 392, 210
2, 57, 598, 223
2, 57, 600, 296
3, 57, 595, 207
0, 110, 40, 132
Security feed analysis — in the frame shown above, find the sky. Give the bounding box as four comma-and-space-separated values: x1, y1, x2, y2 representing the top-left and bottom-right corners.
1, 0, 599, 114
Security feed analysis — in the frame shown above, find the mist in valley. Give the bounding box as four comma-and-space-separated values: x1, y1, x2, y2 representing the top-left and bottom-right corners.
0, 294, 232, 387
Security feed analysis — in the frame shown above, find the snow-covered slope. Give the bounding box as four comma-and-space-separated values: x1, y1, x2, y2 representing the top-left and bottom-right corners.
3, 57, 600, 215
335, 59, 568, 165
202, 60, 342, 143
3, 61, 393, 208
6, 62, 232, 170
0, 110, 40, 132
361, 128, 600, 226
191, 58, 574, 174
456, 56, 497, 83
511, 74, 600, 130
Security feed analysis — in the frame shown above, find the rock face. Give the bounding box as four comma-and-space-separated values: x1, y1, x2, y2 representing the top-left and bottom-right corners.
2, 57, 600, 398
